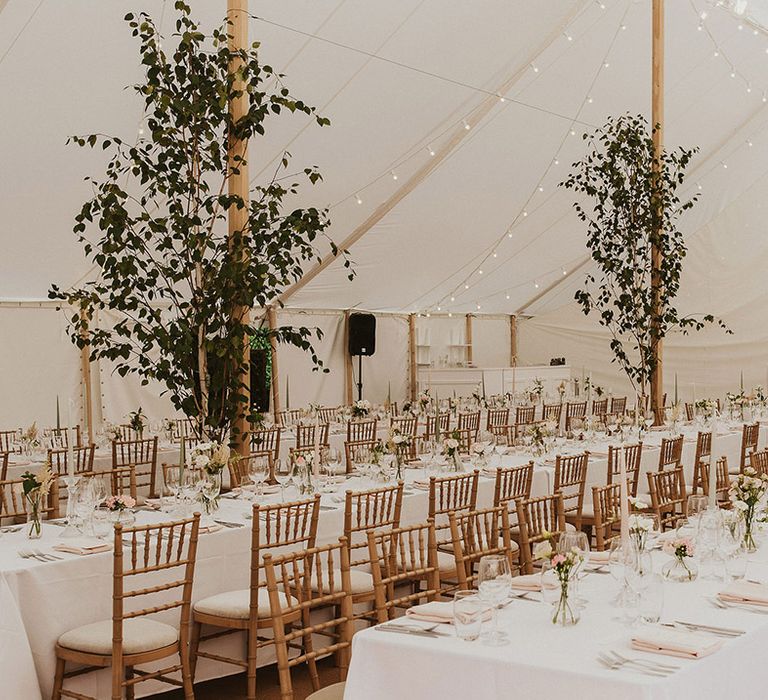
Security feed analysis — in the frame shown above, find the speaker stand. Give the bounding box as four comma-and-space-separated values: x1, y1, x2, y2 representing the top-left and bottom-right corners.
356, 354, 364, 401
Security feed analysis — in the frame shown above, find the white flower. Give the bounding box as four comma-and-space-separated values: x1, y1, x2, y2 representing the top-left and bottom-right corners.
533, 540, 553, 560
628, 496, 650, 510
444, 438, 459, 450
733, 500, 749, 512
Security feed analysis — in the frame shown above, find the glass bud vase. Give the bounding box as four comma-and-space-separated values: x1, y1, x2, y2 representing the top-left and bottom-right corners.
662, 556, 698, 582
26, 491, 43, 539
552, 579, 580, 626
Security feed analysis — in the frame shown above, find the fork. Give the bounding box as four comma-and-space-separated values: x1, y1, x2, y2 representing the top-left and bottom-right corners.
19, 549, 47, 562
32, 548, 63, 561
608, 650, 680, 672
597, 653, 672, 677
710, 596, 768, 614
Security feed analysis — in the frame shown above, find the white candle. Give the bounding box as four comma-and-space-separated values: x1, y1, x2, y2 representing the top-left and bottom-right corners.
619, 446, 630, 548
313, 412, 320, 477
708, 422, 717, 509
692, 382, 696, 404
66, 399, 75, 477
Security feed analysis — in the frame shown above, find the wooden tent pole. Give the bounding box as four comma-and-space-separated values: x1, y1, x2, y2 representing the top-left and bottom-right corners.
266, 306, 281, 420
465, 314, 473, 366
408, 314, 417, 401
509, 315, 518, 367
79, 309, 94, 445
344, 311, 354, 405
650, 0, 665, 424
228, 0, 251, 455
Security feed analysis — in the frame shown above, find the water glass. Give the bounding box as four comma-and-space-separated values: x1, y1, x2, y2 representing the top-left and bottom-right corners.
636, 574, 664, 624
477, 555, 511, 646
725, 549, 748, 581
453, 591, 486, 641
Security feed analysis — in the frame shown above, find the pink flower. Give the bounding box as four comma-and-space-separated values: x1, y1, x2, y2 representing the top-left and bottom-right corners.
551, 554, 566, 567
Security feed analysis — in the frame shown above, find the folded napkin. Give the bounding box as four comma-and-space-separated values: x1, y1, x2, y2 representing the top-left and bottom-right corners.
53, 539, 112, 556
718, 581, 768, 607
510, 574, 542, 592
411, 480, 431, 490
589, 550, 611, 564
199, 523, 222, 534
405, 600, 491, 624
631, 628, 722, 659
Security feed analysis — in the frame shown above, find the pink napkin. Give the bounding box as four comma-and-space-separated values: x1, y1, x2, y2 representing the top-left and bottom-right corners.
632, 628, 722, 659
406, 600, 491, 624
510, 574, 542, 591
53, 539, 111, 556
718, 581, 768, 607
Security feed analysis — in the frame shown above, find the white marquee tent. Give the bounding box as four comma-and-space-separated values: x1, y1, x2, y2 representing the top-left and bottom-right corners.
2, 0, 768, 428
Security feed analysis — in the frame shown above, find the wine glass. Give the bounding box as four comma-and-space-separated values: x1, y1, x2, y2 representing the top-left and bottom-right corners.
477, 554, 511, 646
249, 456, 269, 499
685, 494, 709, 532
163, 465, 181, 510
274, 459, 291, 502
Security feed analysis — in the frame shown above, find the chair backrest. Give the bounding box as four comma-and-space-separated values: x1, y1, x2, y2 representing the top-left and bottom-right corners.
0, 429, 20, 453
110, 465, 138, 500
391, 416, 418, 437
277, 409, 303, 427
318, 406, 340, 424
542, 403, 562, 422
691, 432, 712, 494
344, 439, 378, 473
610, 397, 627, 415
264, 538, 354, 700
647, 467, 687, 531
516, 494, 566, 574
606, 443, 642, 497
112, 437, 158, 497
750, 448, 768, 477
591, 483, 623, 552
449, 506, 517, 589
492, 462, 534, 510
112, 515, 200, 695
171, 417, 199, 441
0, 477, 60, 524
591, 398, 608, 418
424, 413, 451, 439
48, 444, 95, 477
553, 452, 589, 527
486, 408, 509, 433
46, 425, 82, 448
458, 411, 481, 434
685, 403, 695, 421
347, 419, 378, 442
295, 423, 330, 449
229, 453, 274, 488
367, 521, 440, 623
250, 427, 281, 463
700, 456, 731, 502
741, 422, 760, 471
515, 405, 536, 425
565, 402, 587, 431
344, 483, 404, 568
0, 452, 7, 481
658, 435, 683, 470
428, 471, 479, 545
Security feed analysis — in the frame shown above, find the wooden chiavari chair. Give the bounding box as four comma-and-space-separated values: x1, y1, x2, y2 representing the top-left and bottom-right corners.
0, 429, 20, 453
492, 462, 534, 511
367, 521, 440, 622
591, 398, 608, 421
250, 427, 281, 464
606, 443, 643, 498
160, 462, 203, 489
592, 483, 623, 552
685, 403, 695, 422
750, 448, 768, 477
739, 422, 760, 473
112, 436, 158, 498
318, 406, 340, 424
295, 423, 330, 449
554, 452, 589, 530
391, 415, 418, 437
0, 477, 60, 525
347, 419, 377, 442
47, 425, 83, 448
609, 396, 627, 416
457, 411, 480, 441
658, 435, 683, 471
190, 496, 321, 700
264, 539, 354, 700
0, 451, 7, 481
449, 506, 519, 589
109, 465, 138, 500
565, 401, 587, 432
486, 408, 509, 437
424, 412, 451, 439
647, 467, 687, 531
542, 403, 562, 423
52, 514, 201, 700
516, 494, 567, 574
171, 417, 199, 441
48, 444, 95, 477
344, 439, 378, 474
700, 456, 731, 505
691, 431, 712, 494
510, 405, 537, 443
277, 409, 302, 428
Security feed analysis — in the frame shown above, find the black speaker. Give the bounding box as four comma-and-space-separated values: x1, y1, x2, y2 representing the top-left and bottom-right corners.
250, 347, 271, 412
348, 313, 376, 356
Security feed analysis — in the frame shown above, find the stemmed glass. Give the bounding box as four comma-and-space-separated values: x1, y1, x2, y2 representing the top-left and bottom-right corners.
249, 456, 269, 499
163, 465, 181, 511
685, 495, 709, 533
274, 459, 291, 502
477, 554, 511, 646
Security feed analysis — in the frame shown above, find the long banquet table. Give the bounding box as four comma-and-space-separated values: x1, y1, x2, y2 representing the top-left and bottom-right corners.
0, 420, 764, 698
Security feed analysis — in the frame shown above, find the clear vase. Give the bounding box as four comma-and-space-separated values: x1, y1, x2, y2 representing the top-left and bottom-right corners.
744, 524, 758, 553
452, 452, 463, 472
26, 492, 42, 539
552, 580, 580, 626
662, 556, 698, 582
199, 472, 222, 515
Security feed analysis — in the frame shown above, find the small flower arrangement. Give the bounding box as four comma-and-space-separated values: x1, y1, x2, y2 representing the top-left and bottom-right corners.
21, 422, 39, 445
628, 514, 656, 553
754, 386, 766, 406
557, 381, 566, 399
662, 537, 696, 581
534, 533, 583, 625
530, 378, 544, 401
161, 417, 175, 434
443, 430, 463, 470
105, 494, 136, 511
103, 421, 123, 442
400, 400, 414, 415
628, 496, 650, 511
471, 442, 487, 457
729, 466, 768, 551
526, 423, 551, 452
351, 399, 371, 418
128, 407, 147, 436
292, 453, 316, 495
189, 441, 230, 476
694, 399, 717, 419
21, 466, 54, 538
726, 390, 748, 408
386, 429, 411, 478
418, 389, 431, 412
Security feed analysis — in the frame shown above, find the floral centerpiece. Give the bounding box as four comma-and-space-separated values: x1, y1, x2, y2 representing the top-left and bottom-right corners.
400, 400, 415, 416
694, 399, 717, 420
443, 430, 463, 471
103, 421, 123, 442
128, 407, 147, 437
418, 390, 431, 413
470, 441, 489, 468
21, 422, 41, 453
386, 429, 411, 479
729, 466, 768, 552
754, 386, 766, 407
662, 537, 697, 581
627, 513, 655, 554
105, 494, 136, 524
530, 378, 544, 403
534, 535, 583, 626
526, 422, 552, 456
557, 381, 567, 401
190, 441, 229, 514
351, 399, 371, 418
21, 466, 54, 539
292, 453, 315, 495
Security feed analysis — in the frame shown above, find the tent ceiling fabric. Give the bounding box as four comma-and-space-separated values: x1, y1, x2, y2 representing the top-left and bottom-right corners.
2, 0, 768, 327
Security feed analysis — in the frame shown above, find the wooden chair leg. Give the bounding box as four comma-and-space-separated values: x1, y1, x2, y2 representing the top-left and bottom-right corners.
125, 666, 135, 700
52, 657, 65, 700
189, 620, 202, 679
179, 647, 195, 700
246, 627, 258, 700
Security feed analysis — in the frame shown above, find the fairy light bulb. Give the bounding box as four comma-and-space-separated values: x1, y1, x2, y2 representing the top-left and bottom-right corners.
391, 170, 398, 180
562, 267, 567, 276
427, 146, 435, 156
492, 252, 498, 258
476, 303, 481, 310
497, 92, 506, 103
355, 194, 362, 205
138, 127, 145, 136
478, 269, 483, 275
570, 128, 576, 136
534, 280, 539, 289
603, 61, 609, 69
463, 119, 471, 130
450, 296, 455, 302
436, 306, 441, 311
554, 158, 560, 165
531, 63, 539, 73
506, 293, 511, 300
464, 284, 469, 289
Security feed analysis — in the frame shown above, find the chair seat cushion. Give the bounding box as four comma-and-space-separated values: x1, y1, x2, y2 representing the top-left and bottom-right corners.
437, 550, 457, 575
307, 681, 346, 700
310, 568, 374, 595
58, 618, 178, 655
194, 588, 296, 620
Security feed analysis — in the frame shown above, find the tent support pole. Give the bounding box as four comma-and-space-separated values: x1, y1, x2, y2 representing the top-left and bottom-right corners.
227, 0, 251, 455
650, 0, 665, 425
344, 311, 354, 405
465, 314, 473, 366
79, 310, 94, 445
408, 314, 417, 401
267, 306, 281, 420
509, 315, 518, 367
